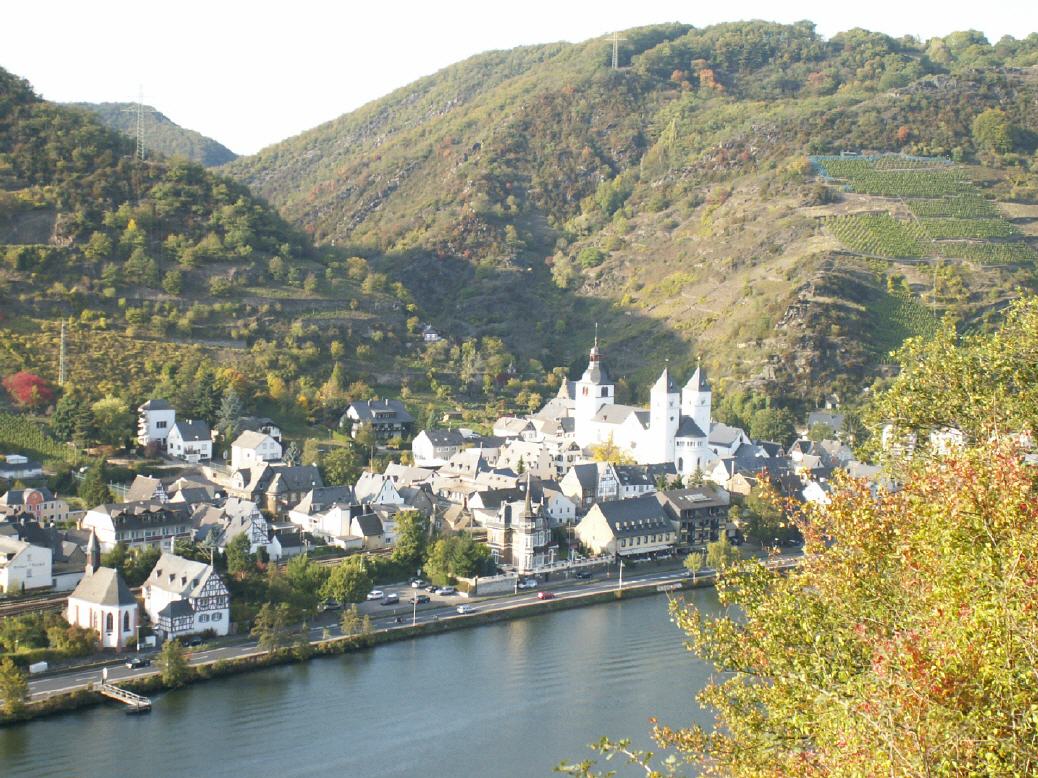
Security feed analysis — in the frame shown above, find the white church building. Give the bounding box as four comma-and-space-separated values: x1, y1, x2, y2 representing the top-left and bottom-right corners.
563, 341, 719, 477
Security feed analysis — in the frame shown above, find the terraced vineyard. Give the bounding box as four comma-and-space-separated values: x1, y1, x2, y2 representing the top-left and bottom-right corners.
813, 155, 1036, 266
869, 288, 940, 357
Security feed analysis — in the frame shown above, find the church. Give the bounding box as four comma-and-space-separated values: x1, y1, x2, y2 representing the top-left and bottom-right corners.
546, 340, 718, 477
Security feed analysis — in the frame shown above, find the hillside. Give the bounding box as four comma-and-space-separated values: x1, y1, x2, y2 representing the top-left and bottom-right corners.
0, 68, 412, 422
65, 102, 237, 166
226, 22, 1038, 401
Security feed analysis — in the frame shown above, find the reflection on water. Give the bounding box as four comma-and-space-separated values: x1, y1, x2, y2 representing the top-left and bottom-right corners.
1, 590, 720, 778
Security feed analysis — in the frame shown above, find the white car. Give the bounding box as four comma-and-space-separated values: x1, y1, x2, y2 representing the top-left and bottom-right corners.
366, 590, 384, 601
455, 604, 476, 615
518, 579, 538, 589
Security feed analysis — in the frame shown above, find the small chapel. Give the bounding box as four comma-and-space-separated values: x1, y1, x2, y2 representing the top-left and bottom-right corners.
66, 529, 138, 650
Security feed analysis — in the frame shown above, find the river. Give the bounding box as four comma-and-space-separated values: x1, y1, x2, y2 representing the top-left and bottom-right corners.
1, 590, 720, 777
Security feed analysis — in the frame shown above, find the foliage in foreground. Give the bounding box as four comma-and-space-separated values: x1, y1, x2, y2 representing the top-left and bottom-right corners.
561, 445, 1038, 776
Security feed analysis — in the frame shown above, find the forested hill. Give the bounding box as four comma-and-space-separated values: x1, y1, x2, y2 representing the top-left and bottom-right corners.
0, 67, 411, 411
66, 102, 237, 166
226, 22, 1038, 400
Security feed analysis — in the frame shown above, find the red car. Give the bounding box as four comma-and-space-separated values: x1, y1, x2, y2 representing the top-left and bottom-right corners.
537, 591, 555, 600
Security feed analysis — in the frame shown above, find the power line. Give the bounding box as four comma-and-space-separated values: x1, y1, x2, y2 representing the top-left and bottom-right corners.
122, 86, 156, 161
610, 31, 628, 70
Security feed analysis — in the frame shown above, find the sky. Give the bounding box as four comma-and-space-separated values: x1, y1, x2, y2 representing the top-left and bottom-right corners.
5, 1, 1038, 156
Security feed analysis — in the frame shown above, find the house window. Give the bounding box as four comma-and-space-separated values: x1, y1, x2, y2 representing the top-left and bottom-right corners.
212, 612, 223, 621
157, 421, 167, 429
199, 613, 210, 623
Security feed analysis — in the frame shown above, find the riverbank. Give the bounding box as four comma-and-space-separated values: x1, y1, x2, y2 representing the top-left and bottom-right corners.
2, 567, 715, 727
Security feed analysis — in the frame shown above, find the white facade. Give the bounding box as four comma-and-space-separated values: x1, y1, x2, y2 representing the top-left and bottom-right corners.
354, 472, 404, 506
568, 344, 716, 477
231, 431, 282, 470
143, 553, 230, 638
137, 400, 176, 447
0, 537, 52, 593
167, 421, 213, 463
66, 587, 138, 649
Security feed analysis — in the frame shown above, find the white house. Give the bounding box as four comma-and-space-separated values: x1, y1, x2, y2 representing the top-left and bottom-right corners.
137, 399, 176, 448
230, 430, 282, 470
354, 472, 404, 506
167, 419, 213, 462
574, 495, 677, 558
80, 502, 194, 552
411, 429, 465, 467
66, 531, 138, 650
143, 553, 230, 639
0, 454, 43, 480
0, 536, 52, 593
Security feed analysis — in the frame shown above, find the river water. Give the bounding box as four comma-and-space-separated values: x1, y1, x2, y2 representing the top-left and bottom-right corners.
1, 590, 720, 778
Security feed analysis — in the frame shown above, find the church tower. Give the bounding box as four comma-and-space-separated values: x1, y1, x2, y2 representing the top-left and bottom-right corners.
681, 360, 712, 436
649, 365, 679, 463
85, 528, 100, 576
574, 333, 614, 447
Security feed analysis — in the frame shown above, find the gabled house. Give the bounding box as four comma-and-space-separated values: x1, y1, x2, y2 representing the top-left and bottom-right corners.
707, 422, 751, 459
495, 439, 555, 480
493, 416, 537, 440
137, 399, 175, 448
167, 419, 212, 462
411, 429, 465, 466
574, 494, 677, 558
144, 553, 230, 638
236, 416, 282, 443
228, 463, 324, 515
0, 487, 70, 523
124, 475, 168, 504
0, 536, 52, 593
288, 485, 357, 531
342, 399, 415, 441
0, 454, 43, 480
560, 462, 620, 511
484, 477, 555, 573
230, 430, 283, 470
355, 472, 405, 506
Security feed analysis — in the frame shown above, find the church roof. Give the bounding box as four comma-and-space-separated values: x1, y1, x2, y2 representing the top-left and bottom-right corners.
676, 417, 707, 438
653, 367, 678, 394
592, 404, 640, 425
70, 566, 136, 607
685, 365, 710, 393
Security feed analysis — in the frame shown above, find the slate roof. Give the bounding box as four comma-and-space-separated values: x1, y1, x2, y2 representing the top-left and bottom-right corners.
352, 513, 384, 537
613, 466, 654, 488
0, 536, 29, 563
70, 567, 135, 606
676, 417, 706, 438
708, 422, 745, 447
274, 529, 303, 549
807, 411, 845, 431
139, 399, 173, 411
292, 486, 356, 515
349, 399, 414, 424
0, 487, 56, 506
148, 553, 217, 597
685, 365, 710, 392
125, 475, 164, 503
657, 486, 730, 512
421, 429, 465, 447
237, 416, 278, 433
593, 404, 640, 425
232, 430, 277, 449
158, 599, 195, 620
593, 495, 673, 538
172, 419, 211, 443
652, 368, 678, 394
566, 463, 598, 493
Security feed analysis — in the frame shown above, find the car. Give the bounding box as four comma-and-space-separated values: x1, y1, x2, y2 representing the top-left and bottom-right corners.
411, 579, 425, 589
125, 656, 151, 669
380, 593, 400, 605
366, 590, 385, 601
424, 584, 438, 593
455, 604, 475, 614
319, 598, 341, 612
436, 586, 457, 596
537, 591, 556, 600
410, 594, 430, 605
518, 579, 538, 589
574, 571, 592, 580
187, 636, 203, 648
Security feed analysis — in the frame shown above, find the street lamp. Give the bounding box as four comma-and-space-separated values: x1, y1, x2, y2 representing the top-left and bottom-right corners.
617, 558, 624, 591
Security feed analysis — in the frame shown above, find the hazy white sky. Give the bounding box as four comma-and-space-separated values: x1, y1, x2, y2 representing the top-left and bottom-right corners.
5, 1, 1037, 155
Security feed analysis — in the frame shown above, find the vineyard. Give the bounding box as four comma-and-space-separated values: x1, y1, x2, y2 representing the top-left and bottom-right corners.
814, 154, 1036, 267
869, 288, 940, 357
827, 214, 930, 258
0, 412, 81, 466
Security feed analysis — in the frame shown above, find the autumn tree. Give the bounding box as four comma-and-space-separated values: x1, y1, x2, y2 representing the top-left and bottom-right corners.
251, 602, 293, 654
589, 434, 635, 465
321, 557, 373, 605
3, 371, 53, 409
157, 638, 189, 687
90, 395, 133, 445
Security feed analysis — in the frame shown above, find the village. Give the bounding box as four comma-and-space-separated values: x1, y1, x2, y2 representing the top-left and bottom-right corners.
0, 338, 886, 674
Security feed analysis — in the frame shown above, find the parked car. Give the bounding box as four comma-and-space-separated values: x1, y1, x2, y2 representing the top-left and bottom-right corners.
455, 604, 476, 614
410, 594, 431, 605
537, 591, 556, 600
411, 579, 425, 589
125, 656, 152, 669
319, 598, 341, 612
187, 636, 203, 648
380, 593, 400, 605
366, 590, 385, 601
424, 584, 438, 593
518, 579, 538, 589
574, 571, 592, 580
436, 586, 457, 596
